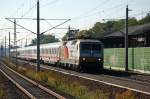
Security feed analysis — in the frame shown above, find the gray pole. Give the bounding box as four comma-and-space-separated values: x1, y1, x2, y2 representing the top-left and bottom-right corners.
14, 20, 17, 66
37, 0, 40, 72
9, 32, 10, 60
21, 40, 22, 48
26, 38, 27, 46
125, 5, 128, 71
68, 26, 70, 40
5, 36, 6, 56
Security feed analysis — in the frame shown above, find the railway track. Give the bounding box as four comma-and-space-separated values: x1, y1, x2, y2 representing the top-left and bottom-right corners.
0, 61, 66, 99
19, 59, 150, 96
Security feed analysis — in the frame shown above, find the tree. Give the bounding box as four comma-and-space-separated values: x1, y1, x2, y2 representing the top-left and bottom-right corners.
31, 34, 59, 45
128, 17, 138, 26
113, 19, 125, 31
61, 12, 150, 40
62, 33, 68, 41
139, 13, 150, 24
76, 30, 91, 39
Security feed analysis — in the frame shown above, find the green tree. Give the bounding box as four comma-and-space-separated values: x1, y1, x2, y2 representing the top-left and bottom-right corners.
128, 17, 138, 26
61, 12, 150, 40
76, 30, 92, 39
113, 19, 125, 31
62, 33, 68, 41
139, 13, 150, 24
31, 34, 59, 45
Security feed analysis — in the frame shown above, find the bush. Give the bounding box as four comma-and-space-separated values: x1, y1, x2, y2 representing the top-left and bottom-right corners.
115, 90, 136, 99
0, 86, 6, 99
91, 90, 109, 99
35, 72, 48, 83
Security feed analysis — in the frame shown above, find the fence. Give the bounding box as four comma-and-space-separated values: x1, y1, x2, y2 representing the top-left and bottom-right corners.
104, 47, 150, 73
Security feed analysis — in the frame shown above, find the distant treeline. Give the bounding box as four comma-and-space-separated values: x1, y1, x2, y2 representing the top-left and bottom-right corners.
63, 13, 150, 40
30, 13, 150, 45
30, 35, 59, 46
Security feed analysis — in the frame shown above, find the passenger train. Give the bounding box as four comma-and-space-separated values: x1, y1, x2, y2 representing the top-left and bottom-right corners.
11, 39, 103, 71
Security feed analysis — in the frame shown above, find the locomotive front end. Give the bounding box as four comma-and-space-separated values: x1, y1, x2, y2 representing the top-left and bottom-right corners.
79, 40, 103, 70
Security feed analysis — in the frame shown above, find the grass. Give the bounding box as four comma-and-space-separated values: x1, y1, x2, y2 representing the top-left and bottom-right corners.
2, 58, 137, 99
25, 70, 109, 99
0, 86, 6, 99
115, 90, 136, 99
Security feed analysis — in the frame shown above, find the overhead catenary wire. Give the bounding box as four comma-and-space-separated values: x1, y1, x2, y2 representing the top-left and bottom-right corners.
0, 28, 22, 30
44, 20, 68, 30
129, 10, 150, 17
21, 3, 37, 18
72, 0, 111, 20
5, 18, 36, 34
41, 0, 60, 8
41, 19, 71, 35
71, 0, 134, 21
0, 0, 36, 43
110, 10, 150, 20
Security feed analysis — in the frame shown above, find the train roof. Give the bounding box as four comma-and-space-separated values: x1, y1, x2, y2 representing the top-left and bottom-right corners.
66, 39, 102, 43
15, 42, 61, 51
78, 39, 101, 43
11, 39, 102, 51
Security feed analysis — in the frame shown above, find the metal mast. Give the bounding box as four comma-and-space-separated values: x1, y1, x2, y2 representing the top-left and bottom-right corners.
125, 5, 129, 71
37, 0, 40, 72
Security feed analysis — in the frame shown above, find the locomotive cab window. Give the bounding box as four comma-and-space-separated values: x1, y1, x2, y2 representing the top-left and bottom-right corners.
81, 43, 101, 51
92, 44, 101, 51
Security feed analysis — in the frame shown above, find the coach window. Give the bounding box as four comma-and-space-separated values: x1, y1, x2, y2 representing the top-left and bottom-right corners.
29, 50, 30, 54
49, 48, 51, 54
42, 49, 44, 54
54, 48, 56, 54
55, 49, 56, 54
29, 50, 31, 54
41, 49, 42, 54
43, 49, 45, 54
51, 48, 53, 54
27, 50, 29, 54
52, 48, 54, 54
49, 48, 50, 54
56, 48, 58, 54
34, 49, 36, 54
44, 49, 46, 54
45, 49, 47, 54
51, 48, 52, 54
35, 50, 37, 54
46, 49, 48, 54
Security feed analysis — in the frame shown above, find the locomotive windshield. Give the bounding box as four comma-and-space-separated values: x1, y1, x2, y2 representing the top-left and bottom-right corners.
81, 43, 101, 51
80, 42, 102, 57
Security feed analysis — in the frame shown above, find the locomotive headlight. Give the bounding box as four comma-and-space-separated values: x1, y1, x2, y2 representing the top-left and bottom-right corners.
98, 58, 101, 61
83, 58, 86, 61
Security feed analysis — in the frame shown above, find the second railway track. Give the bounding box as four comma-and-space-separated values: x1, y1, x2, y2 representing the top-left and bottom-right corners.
0, 61, 66, 99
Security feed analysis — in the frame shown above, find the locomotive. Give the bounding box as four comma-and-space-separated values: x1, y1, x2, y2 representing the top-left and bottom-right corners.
11, 39, 103, 71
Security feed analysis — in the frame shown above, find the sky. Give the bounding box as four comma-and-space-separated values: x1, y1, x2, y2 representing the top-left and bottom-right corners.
0, 0, 150, 46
